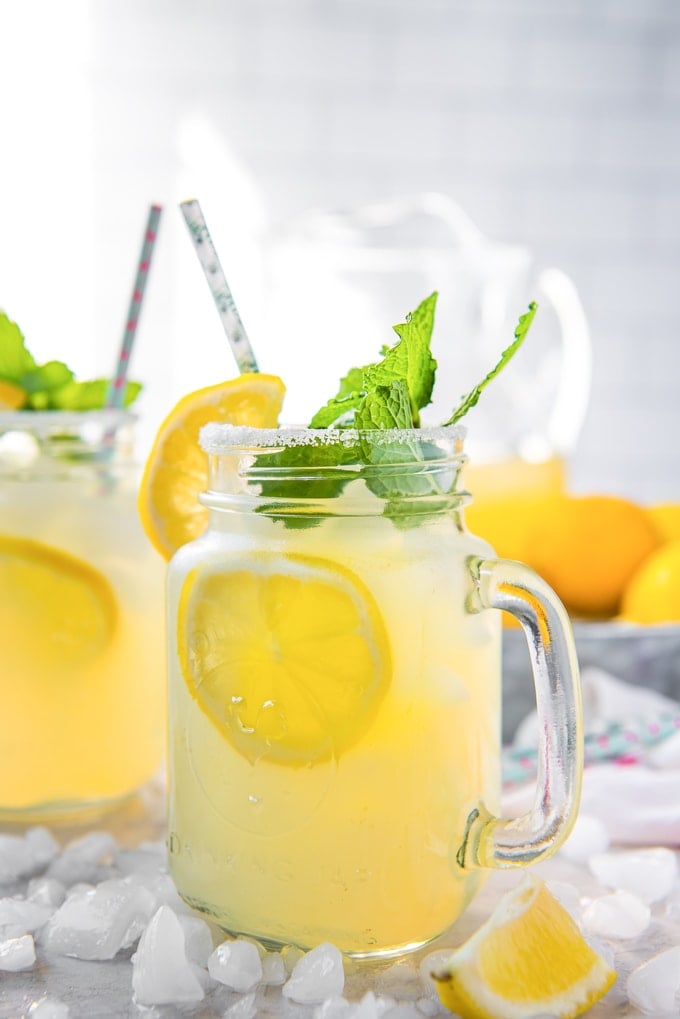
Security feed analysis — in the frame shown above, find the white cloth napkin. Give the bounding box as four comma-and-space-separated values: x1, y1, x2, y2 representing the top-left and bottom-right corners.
503, 667, 680, 846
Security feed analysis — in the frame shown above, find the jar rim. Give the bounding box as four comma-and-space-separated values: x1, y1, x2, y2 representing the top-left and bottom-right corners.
200, 422, 466, 454
0, 408, 135, 437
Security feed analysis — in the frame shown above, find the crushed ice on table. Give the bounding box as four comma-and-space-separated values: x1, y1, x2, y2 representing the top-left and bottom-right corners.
582, 889, 651, 940
28, 997, 71, 1018
0, 932, 36, 971
626, 945, 680, 1014
208, 938, 263, 991
588, 846, 678, 904
282, 942, 345, 1003
0, 823, 679, 1016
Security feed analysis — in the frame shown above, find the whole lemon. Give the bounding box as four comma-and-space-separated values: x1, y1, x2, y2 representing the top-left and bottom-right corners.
524, 494, 662, 619
620, 540, 680, 624
646, 503, 680, 543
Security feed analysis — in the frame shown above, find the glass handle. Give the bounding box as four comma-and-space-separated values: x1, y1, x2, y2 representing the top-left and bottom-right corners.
457, 555, 583, 870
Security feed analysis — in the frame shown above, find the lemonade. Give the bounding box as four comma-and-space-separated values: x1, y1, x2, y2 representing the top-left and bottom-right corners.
0, 410, 166, 818
167, 426, 501, 954
150, 293, 582, 957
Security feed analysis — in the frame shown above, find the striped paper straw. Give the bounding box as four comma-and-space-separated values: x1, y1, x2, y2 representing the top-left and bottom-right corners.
179, 198, 259, 374
106, 203, 163, 409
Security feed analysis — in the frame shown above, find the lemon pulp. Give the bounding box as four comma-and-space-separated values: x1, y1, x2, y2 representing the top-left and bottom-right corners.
177, 552, 391, 764
0, 534, 117, 673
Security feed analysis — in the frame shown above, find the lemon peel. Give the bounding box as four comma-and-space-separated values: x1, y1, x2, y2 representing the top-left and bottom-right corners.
137, 373, 285, 559
433, 875, 616, 1019
177, 552, 391, 764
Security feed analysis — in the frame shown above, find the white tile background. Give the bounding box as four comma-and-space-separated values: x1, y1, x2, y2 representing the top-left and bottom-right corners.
1, 0, 679, 501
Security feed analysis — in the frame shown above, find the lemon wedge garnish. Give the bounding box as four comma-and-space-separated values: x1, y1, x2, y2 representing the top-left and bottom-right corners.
433, 875, 616, 1019
0, 535, 117, 672
177, 552, 391, 764
137, 373, 285, 560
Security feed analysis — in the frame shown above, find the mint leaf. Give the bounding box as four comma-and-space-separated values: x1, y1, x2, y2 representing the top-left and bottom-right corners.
310, 390, 365, 428
443, 301, 537, 426
0, 313, 36, 382
22, 361, 74, 395
364, 291, 438, 422
256, 437, 361, 528
309, 367, 370, 427
50, 379, 142, 411
355, 380, 414, 430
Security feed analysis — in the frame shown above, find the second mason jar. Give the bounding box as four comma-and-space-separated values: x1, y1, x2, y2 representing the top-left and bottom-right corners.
166, 424, 582, 958
0, 409, 166, 821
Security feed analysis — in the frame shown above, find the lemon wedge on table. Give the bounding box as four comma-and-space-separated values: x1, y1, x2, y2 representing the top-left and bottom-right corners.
0, 535, 117, 672
177, 552, 391, 765
138, 373, 285, 560
433, 875, 616, 1019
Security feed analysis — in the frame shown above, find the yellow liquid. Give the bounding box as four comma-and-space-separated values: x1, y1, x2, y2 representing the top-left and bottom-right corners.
464, 455, 566, 562
0, 466, 166, 818
167, 507, 501, 956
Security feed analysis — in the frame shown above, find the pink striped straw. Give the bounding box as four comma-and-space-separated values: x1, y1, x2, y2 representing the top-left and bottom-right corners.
106, 203, 163, 409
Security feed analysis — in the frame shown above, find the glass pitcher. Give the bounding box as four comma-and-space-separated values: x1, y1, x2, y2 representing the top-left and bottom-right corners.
263, 192, 591, 470
166, 423, 583, 958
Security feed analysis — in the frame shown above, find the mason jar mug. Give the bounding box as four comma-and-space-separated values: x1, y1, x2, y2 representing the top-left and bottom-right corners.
166, 424, 582, 958
0, 410, 166, 821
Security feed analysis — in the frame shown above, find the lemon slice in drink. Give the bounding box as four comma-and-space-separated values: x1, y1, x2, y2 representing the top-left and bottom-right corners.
138, 373, 285, 560
433, 875, 616, 1019
0, 535, 117, 672
177, 553, 391, 764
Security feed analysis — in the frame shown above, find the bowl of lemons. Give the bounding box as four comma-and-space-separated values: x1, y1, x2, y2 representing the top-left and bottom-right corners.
466, 490, 680, 739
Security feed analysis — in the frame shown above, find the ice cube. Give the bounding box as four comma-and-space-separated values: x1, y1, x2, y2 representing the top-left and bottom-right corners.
131, 905, 205, 1006
223, 991, 258, 1018
349, 991, 396, 1018
545, 880, 583, 923
559, 813, 610, 864
582, 889, 651, 940
415, 997, 443, 1016
0, 897, 54, 939
27, 877, 67, 909
0, 834, 30, 884
262, 950, 287, 985
588, 847, 678, 904
0, 933, 36, 971
626, 945, 680, 1014
46, 832, 118, 886
25, 828, 60, 869
283, 942, 345, 1004
178, 913, 214, 967
114, 843, 166, 877
313, 996, 352, 1018
40, 876, 157, 960
28, 997, 70, 1018
375, 960, 421, 1001
382, 1004, 424, 1019
208, 938, 263, 992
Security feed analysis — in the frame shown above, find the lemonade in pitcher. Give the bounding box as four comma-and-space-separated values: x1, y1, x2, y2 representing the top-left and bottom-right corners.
141, 293, 582, 957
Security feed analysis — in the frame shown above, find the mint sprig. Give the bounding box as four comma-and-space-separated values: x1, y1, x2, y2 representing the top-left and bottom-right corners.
308, 291, 438, 430
443, 301, 537, 426
0, 311, 143, 411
